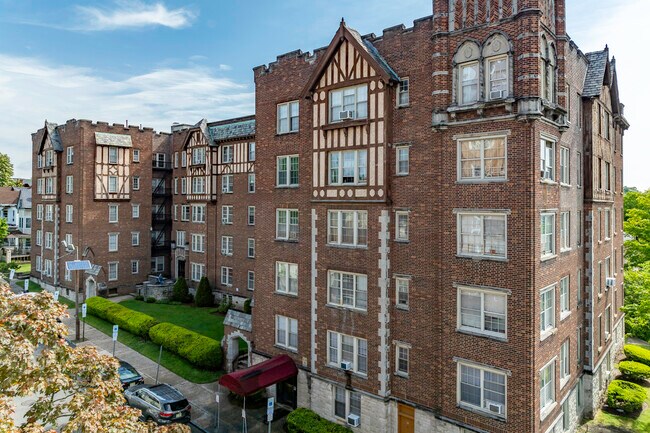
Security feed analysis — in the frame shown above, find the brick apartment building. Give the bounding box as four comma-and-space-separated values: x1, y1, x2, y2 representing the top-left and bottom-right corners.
31, 119, 172, 296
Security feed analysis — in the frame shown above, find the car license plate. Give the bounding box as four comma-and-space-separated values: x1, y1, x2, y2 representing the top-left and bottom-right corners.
175, 412, 183, 419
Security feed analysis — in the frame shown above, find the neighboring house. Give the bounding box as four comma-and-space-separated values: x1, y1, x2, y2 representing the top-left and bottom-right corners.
0, 186, 30, 262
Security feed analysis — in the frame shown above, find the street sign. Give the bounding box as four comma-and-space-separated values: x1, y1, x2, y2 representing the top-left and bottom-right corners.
54, 291, 59, 301
82, 303, 87, 318
65, 260, 92, 271
9, 269, 15, 280
23, 279, 28, 292
215, 393, 220, 404
112, 325, 119, 341
267, 397, 274, 422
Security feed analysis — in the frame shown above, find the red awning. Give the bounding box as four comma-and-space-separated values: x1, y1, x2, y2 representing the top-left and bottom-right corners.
219, 355, 298, 396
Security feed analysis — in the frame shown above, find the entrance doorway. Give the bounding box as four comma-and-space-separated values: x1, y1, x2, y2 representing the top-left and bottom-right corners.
277, 375, 297, 409
397, 403, 414, 433
177, 259, 186, 279
85, 277, 97, 298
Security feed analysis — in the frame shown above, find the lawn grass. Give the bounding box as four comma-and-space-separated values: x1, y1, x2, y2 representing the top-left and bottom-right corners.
25, 281, 76, 309
588, 384, 650, 432
83, 313, 221, 384
14, 263, 31, 273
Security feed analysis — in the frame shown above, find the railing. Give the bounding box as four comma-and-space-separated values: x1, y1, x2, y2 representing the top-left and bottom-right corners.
152, 185, 170, 197
151, 241, 171, 251
152, 160, 172, 170
152, 213, 171, 222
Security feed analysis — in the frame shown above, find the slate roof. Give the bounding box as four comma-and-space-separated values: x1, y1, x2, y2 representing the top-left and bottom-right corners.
95, 132, 133, 147
223, 309, 252, 333
347, 26, 400, 83
209, 118, 256, 143
0, 187, 19, 205
583, 48, 609, 98
44, 121, 63, 152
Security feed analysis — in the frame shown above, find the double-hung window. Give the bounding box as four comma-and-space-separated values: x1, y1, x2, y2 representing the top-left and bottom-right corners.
458, 287, 507, 338
45, 205, 53, 221
327, 210, 367, 247
108, 147, 118, 164
395, 343, 410, 376
221, 145, 234, 163
131, 232, 140, 246
328, 270, 367, 310
540, 285, 556, 337
191, 263, 205, 282
457, 212, 507, 258
395, 211, 409, 242
396, 146, 409, 175
457, 362, 507, 418
275, 315, 298, 351
65, 176, 73, 194
45, 177, 54, 194
560, 146, 570, 184
277, 155, 299, 187
328, 150, 367, 185
181, 205, 190, 221
222, 205, 233, 224
328, 331, 367, 375
222, 174, 233, 193
66, 146, 74, 164
329, 85, 368, 122
487, 56, 508, 100
65, 205, 72, 223
133, 149, 140, 163
459, 62, 479, 105
604, 209, 611, 239
192, 176, 206, 194
131, 260, 139, 274
108, 262, 118, 281
192, 234, 205, 253
221, 236, 233, 256
36, 230, 42, 246
192, 147, 206, 165
221, 267, 233, 286
540, 360, 555, 415
44, 232, 53, 249
248, 142, 256, 161
248, 173, 256, 193
132, 176, 140, 190
398, 79, 409, 106
108, 176, 118, 193
276, 262, 298, 295
247, 271, 255, 291
247, 239, 255, 258
108, 205, 118, 223
248, 206, 255, 225
108, 233, 119, 252
541, 212, 556, 258
560, 340, 570, 386
191, 205, 205, 223
334, 387, 361, 423
560, 276, 570, 317
541, 139, 555, 181
458, 137, 506, 180
396, 277, 409, 309
276, 209, 299, 241
132, 204, 140, 219
277, 101, 299, 133
560, 211, 570, 251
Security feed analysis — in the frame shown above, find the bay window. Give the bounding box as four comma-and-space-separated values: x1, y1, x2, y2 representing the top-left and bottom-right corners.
329, 150, 367, 185
329, 84, 368, 122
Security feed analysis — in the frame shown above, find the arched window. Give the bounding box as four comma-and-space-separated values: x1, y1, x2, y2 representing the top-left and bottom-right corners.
482, 34, 511, 100
540, 36, 548, 100
453, 41, 481, 105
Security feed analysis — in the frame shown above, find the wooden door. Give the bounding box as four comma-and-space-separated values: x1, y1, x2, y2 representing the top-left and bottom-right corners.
397, 403, 415, 433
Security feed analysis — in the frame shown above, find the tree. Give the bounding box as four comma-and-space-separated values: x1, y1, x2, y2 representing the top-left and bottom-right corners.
172, 277, 190, 303
0, 218, 8, 245
624, 189, 650, 269
194, 277, 213, 307
0, 284, 189, 433
622, 263, 650, 341
0, 153, 21, 187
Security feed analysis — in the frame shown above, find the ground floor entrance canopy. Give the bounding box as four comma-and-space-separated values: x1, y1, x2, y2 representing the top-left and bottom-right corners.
218, 354, 298, 396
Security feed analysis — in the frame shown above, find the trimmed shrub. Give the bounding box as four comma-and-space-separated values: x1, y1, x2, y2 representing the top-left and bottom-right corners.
243, 298, 252, 314
172, 277, 190, 303
194, 277, 214, 307
149, 322, 222, 369
146, 297, 156, 304
215, 297, 231, 314
619, 360, 650, 381
287, 408, 351, 433
85, 296, 158, 338
134, 295, 144, 301
606, 380, 646, 413
624, 344, 650, 367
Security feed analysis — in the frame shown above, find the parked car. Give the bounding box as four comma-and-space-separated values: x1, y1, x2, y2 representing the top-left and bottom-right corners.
118, 360, 144, 390
124, 384, 191, 424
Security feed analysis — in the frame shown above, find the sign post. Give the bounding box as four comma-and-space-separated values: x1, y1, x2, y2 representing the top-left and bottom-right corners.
9, 269, 15, 280
81, 303, 87, 341
23, 279, 28, 293
54, 291, 59, 302
267, 397, 274, 433
155, 345, 163, 384
65, 260, 93, 342
112, 325, 118, 356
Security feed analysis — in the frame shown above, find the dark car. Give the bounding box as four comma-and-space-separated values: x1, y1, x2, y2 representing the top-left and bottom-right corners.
124, 383, 191, 425
118, 360, 144, 390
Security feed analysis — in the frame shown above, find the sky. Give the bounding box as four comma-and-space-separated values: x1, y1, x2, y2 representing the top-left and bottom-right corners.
0, 0, 648, 188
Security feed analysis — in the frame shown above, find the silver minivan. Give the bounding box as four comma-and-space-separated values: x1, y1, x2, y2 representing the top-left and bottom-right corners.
124, 384, 191, 425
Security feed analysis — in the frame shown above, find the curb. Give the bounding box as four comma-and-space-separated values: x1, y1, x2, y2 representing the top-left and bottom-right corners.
189, 421, 210, 432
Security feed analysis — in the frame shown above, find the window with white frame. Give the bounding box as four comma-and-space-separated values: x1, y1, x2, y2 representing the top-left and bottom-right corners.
192, 234, 205, 253
458, 361, 507, 417
181, 177, 187, 194
275, 315, 298, 351
247, 173, 255, 193
192, 176, 206, 194
389, 342, 409, 379
395, 211, 409, 242
45, 177, 54, 194
398, 79, 409, 106
560, 146, 570, 184
191, 204, 206, 223
560, 211, 570, 251
131, 260, 139, 274
132, 204, 140, 219
329, 150, 367, 185
540, 285, 556, 335
248, 142, 255, 161
108, 147, 118, 164
247, 238, 255, 258
277, 155, 299, 187
108, 233, 119, 252
605, 305, 611, 339
330, 84, 368, 122
45, 232, 53, 249
605, 161, 611, 191
221, 145, 234, 163
36, 230, 42, 246
328, 270, 367, 310
36, 178, 43, 194
45, 205, 53, 221
334, 386, 361, 423
248, 206, 255, 225
65, 176, 73, 194
248, 271, 255, 291
35, 255, 42, 272
541, 139, 555, 181
192, 147, 206, 165
327, 210, 367, 247
151, 256, 165, 273
45, 150, 54, 167
541, 212, 556, 257
276, 209, 299, 241
181, 205, 190, 221
132, 176, 140, 190
458, 137, 507, 181
457, 212, 506, 258
540, 360, 555, 414
222, 205, 233, 224
108, 176, 118, 193
276, 261, 298, 295
487, 56, 508, 100
181, 151, 187, 167
396, 277, 409, 309
65, 205, 72, 223
328, 331, 367, 374
458, 287, 507, 338
560, 339, 570, 385
108, 204, 118, 223
43, 259, 52, 276
133, 149, 140, 162
173, 178, 178, 195
37, 155, 42, 169
36, 204, 43, 220
176, 230, 186, 249
459, 62, 479, 105
221, 174, 233, 193
277, 101, 299, 133
577, 210, 583, 247
64, 233, 72, 248
108, 262, 118, 281
131, 232, 140, 246
220, 236, 233, 255
396, 146, 409, 175
560, 276, 570, 316
604, 209, 611, 239
191, 263, 204, 282
66, 146, 74, 164
221, 266, 233, 286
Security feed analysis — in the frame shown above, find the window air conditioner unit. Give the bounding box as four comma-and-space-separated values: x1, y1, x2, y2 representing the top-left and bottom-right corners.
490, 89, 507, 100
289, 231, 299, 241
347, 414, 360, 427
606, 277, 616, 287
486, 401, 504, 415
340, 361, 353, 371
339, 110, 354, 120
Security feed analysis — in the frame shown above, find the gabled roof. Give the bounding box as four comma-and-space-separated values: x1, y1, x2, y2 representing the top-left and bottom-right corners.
209, 116, 256, 143
583, 47, 610, 98
302, 20, 400, 96
95, 132, 133, 147
181, 118, 215, 149
38, 120, 63, 154
17, 188, 31, 210
0, 187, 20, 206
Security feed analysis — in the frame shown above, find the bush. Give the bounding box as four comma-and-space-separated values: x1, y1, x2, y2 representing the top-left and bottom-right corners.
606, 380, 647, 413
215, 297, 232, 314
85, 296, 158, 338
624, 345, 650, 367
287, 408, 351, 433
134, 295, 144, 301
194, 277, 214, 307
172, 277, 190, 303
619, 360, 650, 381
244, 298, 252, 314
149, 322, 222, 369
146, 297, 156, 304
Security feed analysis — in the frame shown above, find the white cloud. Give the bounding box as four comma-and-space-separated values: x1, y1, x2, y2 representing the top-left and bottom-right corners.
218, 64, 232, 71
75, 0, 196, 31
0, 54, 254, 178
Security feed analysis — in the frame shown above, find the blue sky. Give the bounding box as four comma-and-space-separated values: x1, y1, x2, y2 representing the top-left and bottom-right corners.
0, 0, 648, 188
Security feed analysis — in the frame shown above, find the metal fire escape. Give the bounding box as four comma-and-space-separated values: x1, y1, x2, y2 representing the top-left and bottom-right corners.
151, 157, 172, 275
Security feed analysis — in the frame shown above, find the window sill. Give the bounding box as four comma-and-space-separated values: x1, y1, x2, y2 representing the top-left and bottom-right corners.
396, 173, 409, 177
275, 239, 299, 243
560, 311, 571, 321
457, 328, 507, 342
540, 402, 557, 421
276, 185, 300, 189
456, 254, 508, 262
274, 344, 298, 354
321, 119, 368, 131
560, 248, 572, 254
457, 403, 507, 422
598, 346, 603, 354
604, 237, 611, 242
396, 304, 409, 311
456, 178, 508, 184
396, 104, 411, 109
394, 239, 410, 244
598, 293, 603, 300
274, 291, 298, 298
325, 364, 367, 379
326, 243, 368, 250
326, 303, 367, 314
540, 179, 557, 185
560, 182, 571, 188
560, 376, 570, 389
541, 328, 557, 342
275, 131, 299, 136
395, 372, 409, 379
541, 254, 557, 262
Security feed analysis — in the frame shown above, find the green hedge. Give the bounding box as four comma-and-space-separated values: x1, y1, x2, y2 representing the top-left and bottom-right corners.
624, 344, 650, 367
149, 322, 222, 370
85, 296, 158, 338
287, 408, 351, 433
619, 360, 650, 381
606, 380, 647, 413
